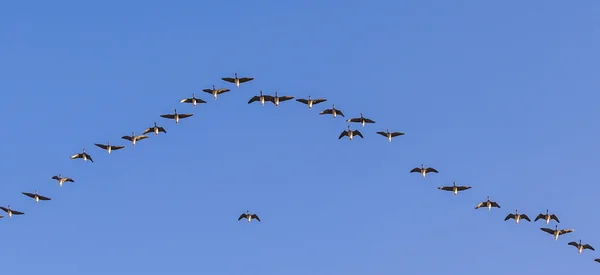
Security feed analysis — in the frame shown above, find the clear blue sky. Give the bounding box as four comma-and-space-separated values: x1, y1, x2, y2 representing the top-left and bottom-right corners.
1, 1, 599, 274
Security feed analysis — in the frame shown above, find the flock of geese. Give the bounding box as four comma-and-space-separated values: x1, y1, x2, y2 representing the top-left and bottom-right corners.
3, 72, 598, 265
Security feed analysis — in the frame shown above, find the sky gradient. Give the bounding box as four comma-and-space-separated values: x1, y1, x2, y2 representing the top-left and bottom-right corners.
1, 1, 600, 274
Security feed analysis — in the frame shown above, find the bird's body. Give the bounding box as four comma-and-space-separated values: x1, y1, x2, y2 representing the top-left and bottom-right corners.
122, 132, 148, 146
203, 84, 231, 99
52, 174, 74, 187
475, 196, 500, 211
22, 190, 51, 203
160, 109, 193, 124
238, 210, 261, 223
438, 181, 471, 195
94, 141, 125, 154
376, 129, 404, 142
534, 209, 560, 224
568, 240, 595, 254
504, 210, 530, 224
338, 125, 364, 140
70, 148, 93, 162
222, 73, 254, 87
296, 95, 327, 109
143, 122, 167, 136
319, 104, 344, 118
180, 93, 206, 107
410, 164, 438, 178
540, 225, 574, 240
0, 205, 24, 218
346, 113, 375, 127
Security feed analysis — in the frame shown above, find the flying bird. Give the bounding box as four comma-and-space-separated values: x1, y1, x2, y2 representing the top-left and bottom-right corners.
296, 96, 327, 109
346, 113, 375, 127
179, 93, 206, 107
238, 210, 261, 223
410, 164, 438, 178
437, 181, 471, 195
540, 225, 574, 240
338, 125, 364, 140
143, 122, 167, 136
22, 190, 51, 203
222, 73, 254, 87
94, 141, 125, 154
0, 205, 24, 218
160, 109, 193, 124
267, 91, 294, 107
248, 91, 273, 106
70, 148, 93, 163
534, 209, 560, 224
121, 132, 149, 146
52, 174, 74, 187
319, 104, 345, 118
376, 129, 404, 142
504, 210, 531, 224
475, 196, 500, 211
203, 84, 231, 100
568, 240, 595, 254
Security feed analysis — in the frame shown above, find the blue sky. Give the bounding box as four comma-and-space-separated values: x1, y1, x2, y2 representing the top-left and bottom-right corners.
1, 1, 600, 274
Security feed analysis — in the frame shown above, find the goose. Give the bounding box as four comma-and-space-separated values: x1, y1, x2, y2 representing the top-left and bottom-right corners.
22, 190, 51, 203
319, 104, 345, 118
376, 129, 404, 142
248, 91, 273, 106
142, 122, 167, 136
94, 141, 125, 154
534, 209, 560, 224
0, 205, 24, 218
121, 131, 148, 146
238, 210, 260, 223
437, 181, 471, 195
70, 148, 93, 162
338, 125, 364, 140
222, 73, 254, 87
160, 109, 193, 124
202, 84, 231, 99
296, 95, 327, 109
504, 210, 531, 224
268, 91, 294, 107
51, 174, 74, 187
179, 93, 206, 107
475, 196, 501, 211
540, 225, 574, 240
568, 240, 595, 254
410, 164, 438, 178
346, 113, 376, 127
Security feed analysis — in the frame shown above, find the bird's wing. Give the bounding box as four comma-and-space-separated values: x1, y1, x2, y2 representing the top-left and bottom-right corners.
0, 206, 7, 213
217, 88, 230, 94
85, 153, 94, 162
409, 168, 420, 173
178, 114, 193, 119
584, 244, 595, 251
112, 146, 125, 150
202, 89, 213, 93
568, 242, 578, 247
22, 192, 35, 199
195, 98, 207, 103
94, 143, 107, 149
491, 202, 500, 208
296, 99, 308, 104
65, 178, 74, 182
161, 114, 175, 119
391, 132, 405, 137
504, 214, 515, 221
239, 77, 254, 83
474, 202, 484, 209
221, 77, 235, 83
595, 259, 600, 263
534, 214, 544, 221
319, 109, 333, 115
438, 187, 453, 191
136, 135, 149, 141
158, 127, 167, 133
313, 98, 327, 104
248, 96, 260, 104
347, 118, 361, 123
363, 118, 375, 123
180, 98, 192, 103
426, 168, 438, 173
353, 130, 364, 138
11, 210, 24, 215
376, 132, 387, 137
279, 96, 294, 101
550, 214, 560, 223
540, 227, 554, 235
263, 96, 275, 102
70, 153, 81, 159
336, 110, 345, 117
251, 214, 261, 222
122, 136, 133, 141
456, 186, 472, 191
38, 195, 51, 201
338, 131, 348, 139
51, 176, 59, 180
238, 214, 247, 221
520, 214, 531, 222
559, 229, 574, 235
142, 128, 152, 135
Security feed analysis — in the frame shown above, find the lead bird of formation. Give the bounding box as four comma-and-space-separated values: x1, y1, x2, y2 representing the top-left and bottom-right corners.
4, 72, 599, 265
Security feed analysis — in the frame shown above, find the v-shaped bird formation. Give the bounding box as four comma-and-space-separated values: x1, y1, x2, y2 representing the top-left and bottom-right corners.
1, 72, 597, 265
